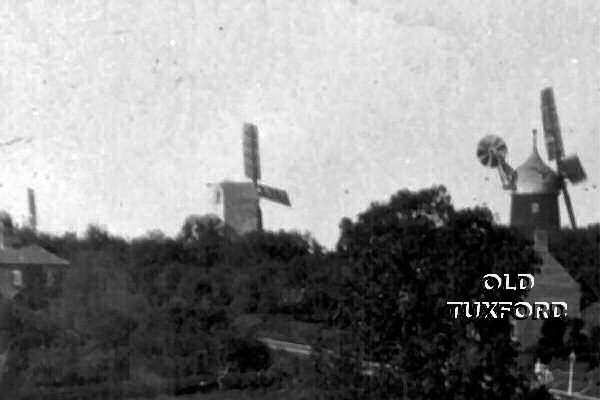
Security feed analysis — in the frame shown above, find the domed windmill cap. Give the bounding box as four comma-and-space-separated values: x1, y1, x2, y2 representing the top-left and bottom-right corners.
514, 130, 560, 194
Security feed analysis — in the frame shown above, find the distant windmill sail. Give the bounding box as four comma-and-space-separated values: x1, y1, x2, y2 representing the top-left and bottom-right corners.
27, 188, 37, 231
243, 123, 261, 183
256, 183, 291, 206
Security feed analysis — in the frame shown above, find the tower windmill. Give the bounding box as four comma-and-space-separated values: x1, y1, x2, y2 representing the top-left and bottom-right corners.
476, 87, 587, 234
209, 123, 291, 235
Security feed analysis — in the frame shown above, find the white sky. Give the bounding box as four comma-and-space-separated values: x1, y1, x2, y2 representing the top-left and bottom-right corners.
0, 0, 598, 247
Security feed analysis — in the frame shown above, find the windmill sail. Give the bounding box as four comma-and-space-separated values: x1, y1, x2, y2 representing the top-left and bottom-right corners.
240, 123, 291, 231
243, 123, 261, 182
540, 87, 565, 161
27, 188, 37, 231
256, 184, 291, 206
561, 186, 577, 229
558, 155, 586, 184
540, 88, 587, 229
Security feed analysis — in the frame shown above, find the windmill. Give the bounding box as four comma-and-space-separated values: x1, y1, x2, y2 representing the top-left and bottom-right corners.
476, 87, 587, 233
242, 123, 291, 231
208, 123, 291, 235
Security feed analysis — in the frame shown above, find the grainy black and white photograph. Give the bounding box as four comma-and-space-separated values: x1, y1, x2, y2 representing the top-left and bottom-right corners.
0, 1, 598, 399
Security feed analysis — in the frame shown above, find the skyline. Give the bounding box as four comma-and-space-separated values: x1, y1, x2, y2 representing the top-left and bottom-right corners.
0, 0, 598, 247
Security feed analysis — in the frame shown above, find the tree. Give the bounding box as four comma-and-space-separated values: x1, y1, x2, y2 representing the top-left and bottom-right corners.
548, 224, 599, 310
536, 318, 568, 362
315, 186, 539, 400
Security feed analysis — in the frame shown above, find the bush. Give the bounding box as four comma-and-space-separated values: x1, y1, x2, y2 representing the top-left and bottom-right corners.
316, 187, 539, 399
226, 337, 272, 373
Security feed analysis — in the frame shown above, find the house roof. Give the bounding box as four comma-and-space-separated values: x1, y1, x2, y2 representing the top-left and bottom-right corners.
0, 245, 69, 266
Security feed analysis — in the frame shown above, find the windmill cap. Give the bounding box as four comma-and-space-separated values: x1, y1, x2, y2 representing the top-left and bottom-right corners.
514, 132, 560, 194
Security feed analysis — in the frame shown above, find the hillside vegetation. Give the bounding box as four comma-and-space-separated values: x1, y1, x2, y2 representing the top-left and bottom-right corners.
0, 186, 597, 399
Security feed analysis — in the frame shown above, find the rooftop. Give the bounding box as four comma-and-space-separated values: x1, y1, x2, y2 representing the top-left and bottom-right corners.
0, 244, 69, 266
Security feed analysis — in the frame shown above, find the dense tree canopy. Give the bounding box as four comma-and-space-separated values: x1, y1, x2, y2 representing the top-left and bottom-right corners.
549, 224, 600, 309
315, 186, 541, 400
1, 219, 323, 397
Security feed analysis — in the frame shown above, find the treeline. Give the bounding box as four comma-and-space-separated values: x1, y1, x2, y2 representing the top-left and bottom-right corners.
0, 186, 597, 399
2, 220, 333, 398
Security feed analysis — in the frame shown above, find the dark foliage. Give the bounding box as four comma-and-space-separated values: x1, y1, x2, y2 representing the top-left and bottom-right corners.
549, 224, 600, 309
1, 220, 322, 397
315, 186, 540, 400
533, 317, 599, 369
226, 338, 271, 373
536, 318, 568, 362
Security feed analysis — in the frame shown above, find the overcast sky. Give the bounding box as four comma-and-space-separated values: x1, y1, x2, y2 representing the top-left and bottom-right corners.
0, 0, 598, 247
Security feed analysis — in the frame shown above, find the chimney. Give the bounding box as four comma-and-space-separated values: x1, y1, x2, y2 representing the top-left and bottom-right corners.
533, 229, 548, 252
